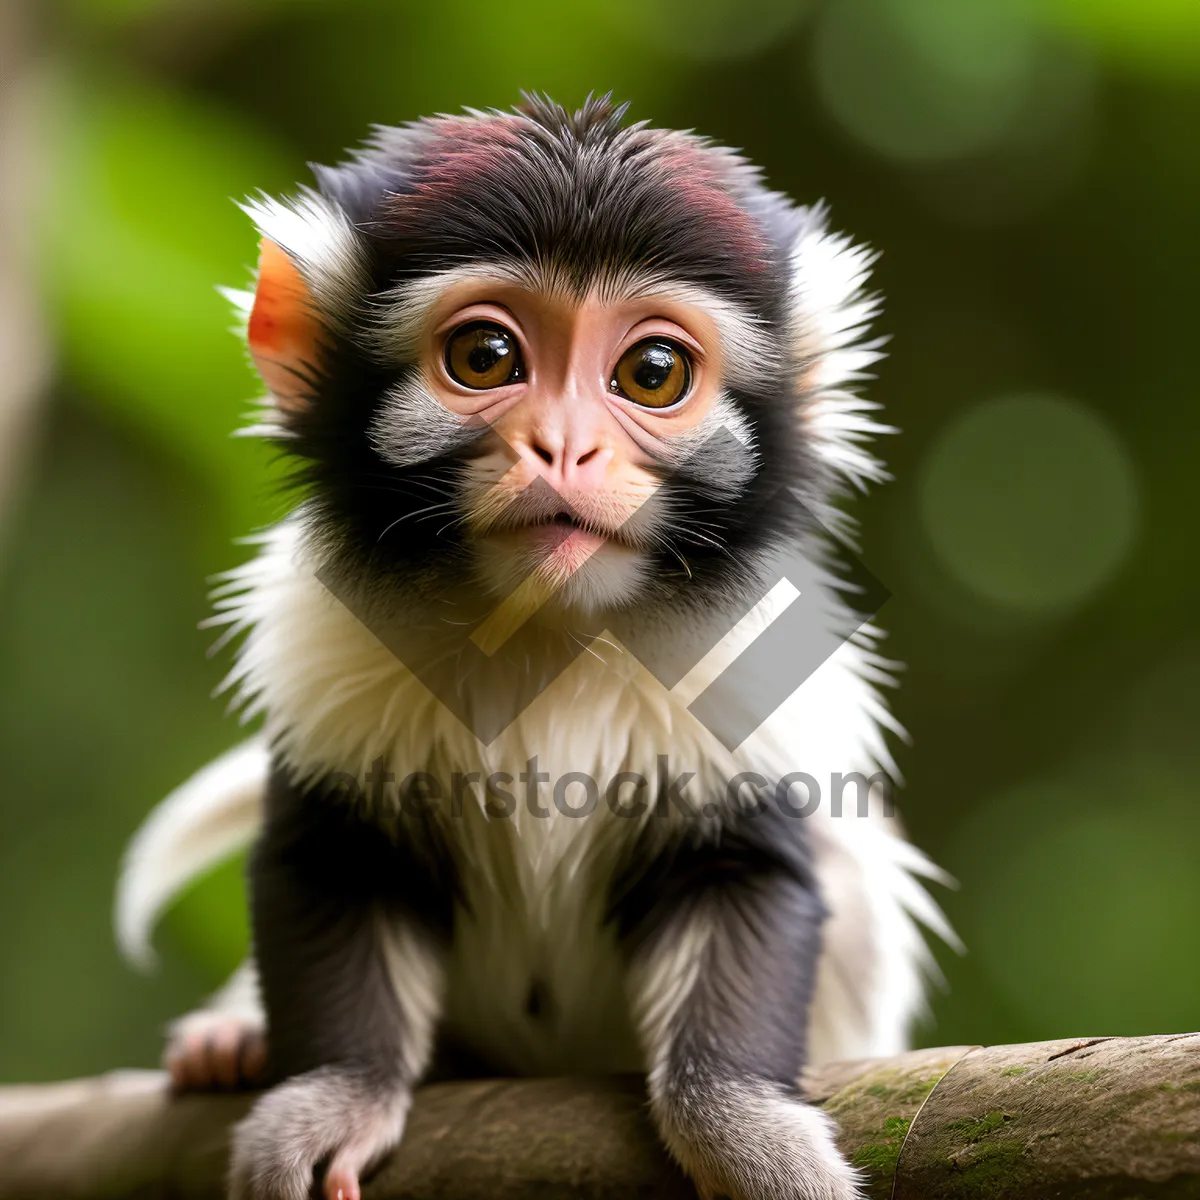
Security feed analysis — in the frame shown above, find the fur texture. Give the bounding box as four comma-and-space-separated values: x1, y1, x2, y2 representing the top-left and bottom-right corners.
116, 739, 267, 968
115, 96, 954, 1200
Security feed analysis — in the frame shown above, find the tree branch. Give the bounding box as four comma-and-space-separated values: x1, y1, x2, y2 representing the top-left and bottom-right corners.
0, 1035, 1197, 1198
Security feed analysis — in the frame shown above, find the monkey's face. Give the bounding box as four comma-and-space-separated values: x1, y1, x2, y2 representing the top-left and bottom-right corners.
430, 283, 709, 605
370, 271, 781, 613
240, 100, 881, 621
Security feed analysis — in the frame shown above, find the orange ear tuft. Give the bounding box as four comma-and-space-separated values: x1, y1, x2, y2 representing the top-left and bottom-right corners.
247, 239, 323, 412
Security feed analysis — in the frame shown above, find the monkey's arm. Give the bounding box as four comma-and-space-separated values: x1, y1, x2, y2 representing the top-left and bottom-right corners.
230, 767, 448, 1200
617, 802, 860, 1200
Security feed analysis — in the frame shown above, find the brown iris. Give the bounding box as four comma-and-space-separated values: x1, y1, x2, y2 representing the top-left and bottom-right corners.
445, 321, 523, 389
611, 339, 691, 409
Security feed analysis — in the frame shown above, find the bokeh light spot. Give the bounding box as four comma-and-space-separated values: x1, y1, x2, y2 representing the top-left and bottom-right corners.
909, 39, 1097, 227
811, 0, 1039, 163
919, 394, 1139, 612
948, 775, 1200, 1037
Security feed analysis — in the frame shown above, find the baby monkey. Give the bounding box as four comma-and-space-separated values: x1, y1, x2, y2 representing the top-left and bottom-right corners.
117, 95, 948, 1200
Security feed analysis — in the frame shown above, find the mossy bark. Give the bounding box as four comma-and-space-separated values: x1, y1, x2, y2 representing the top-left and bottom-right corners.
891, 1035, 1200, 1199
0, 1034, 1197, 1198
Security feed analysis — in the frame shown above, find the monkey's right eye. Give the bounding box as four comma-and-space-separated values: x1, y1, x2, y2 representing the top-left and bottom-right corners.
444, 322, 524, 390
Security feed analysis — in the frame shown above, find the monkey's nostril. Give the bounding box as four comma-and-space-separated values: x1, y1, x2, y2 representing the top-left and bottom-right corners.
575, 447, 599, 467
532, 443, 554, 466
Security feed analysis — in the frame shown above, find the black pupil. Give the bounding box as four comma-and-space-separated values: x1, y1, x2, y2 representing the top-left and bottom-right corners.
633, 344, 675, 391
467, 329, 511, 376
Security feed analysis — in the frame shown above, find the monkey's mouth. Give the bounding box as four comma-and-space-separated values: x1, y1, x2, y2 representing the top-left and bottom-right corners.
469, 499, 651, 605
539, 510, 587, 531
519, 510, 607, 551
466, 490, 650, 564
521, 507, 652, 558
484, 507, 642, 581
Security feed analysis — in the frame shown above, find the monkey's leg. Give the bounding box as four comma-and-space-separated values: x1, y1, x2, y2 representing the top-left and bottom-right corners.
229, 769, 447, 1200
620, 809, 861, 1200
165, 960, 267, 1091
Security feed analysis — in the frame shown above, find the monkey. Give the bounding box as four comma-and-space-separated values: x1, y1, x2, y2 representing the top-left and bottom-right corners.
114, 95, 953, 1200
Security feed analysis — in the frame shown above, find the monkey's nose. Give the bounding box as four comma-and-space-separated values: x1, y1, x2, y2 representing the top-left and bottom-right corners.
512, 430, 614, 491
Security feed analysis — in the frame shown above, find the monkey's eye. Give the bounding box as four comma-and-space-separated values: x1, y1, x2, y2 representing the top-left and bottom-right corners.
610, 339, 692, 409
444, 321, 523, 390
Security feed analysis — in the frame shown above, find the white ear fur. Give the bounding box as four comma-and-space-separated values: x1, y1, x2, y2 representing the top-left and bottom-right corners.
790, 206, 893, 497
238, 189, 368, 330
223, 191, 369, 427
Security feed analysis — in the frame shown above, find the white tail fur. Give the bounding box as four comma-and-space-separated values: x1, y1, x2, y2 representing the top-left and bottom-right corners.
115, 738, 268, 969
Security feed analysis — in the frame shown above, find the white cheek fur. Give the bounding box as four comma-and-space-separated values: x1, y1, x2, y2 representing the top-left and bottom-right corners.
369, 374, 475, 470
789, 205, 893, 498
239, 190, 368, 332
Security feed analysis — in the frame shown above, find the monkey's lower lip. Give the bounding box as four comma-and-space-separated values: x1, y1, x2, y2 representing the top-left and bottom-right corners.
492, 519, 617, 571
508, 511, 624, 547
520, 521, 608, 553
483, 510, 638, 565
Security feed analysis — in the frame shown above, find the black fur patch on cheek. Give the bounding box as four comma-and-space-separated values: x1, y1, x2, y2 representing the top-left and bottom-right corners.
641, 395, 818, 607
279, 341, 490, 583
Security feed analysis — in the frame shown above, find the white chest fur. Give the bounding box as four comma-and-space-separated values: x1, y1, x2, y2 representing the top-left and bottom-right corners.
215, 521, 947, 1069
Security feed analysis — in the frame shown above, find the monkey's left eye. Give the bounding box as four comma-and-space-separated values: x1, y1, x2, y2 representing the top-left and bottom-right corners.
610, 339, 692, 409
444, 321, 524, 389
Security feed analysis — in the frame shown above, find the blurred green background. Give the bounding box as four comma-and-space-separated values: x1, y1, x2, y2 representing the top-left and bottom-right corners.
1, 0, 1198, 1080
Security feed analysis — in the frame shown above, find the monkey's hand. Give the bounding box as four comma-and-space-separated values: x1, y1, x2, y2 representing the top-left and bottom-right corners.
653, 1074, 861, 1200
229, 1065, 410, 1200
165, 1007, 267, 1092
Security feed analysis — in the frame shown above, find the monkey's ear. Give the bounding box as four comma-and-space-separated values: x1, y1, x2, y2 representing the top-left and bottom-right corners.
247, 239, 322, 412
234, 191, 368, 415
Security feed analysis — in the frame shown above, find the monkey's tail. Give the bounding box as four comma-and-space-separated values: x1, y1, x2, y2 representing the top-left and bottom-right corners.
115, 738, 268, 970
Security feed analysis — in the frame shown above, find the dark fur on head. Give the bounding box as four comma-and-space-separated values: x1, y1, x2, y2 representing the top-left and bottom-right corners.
267, 94, 830, 616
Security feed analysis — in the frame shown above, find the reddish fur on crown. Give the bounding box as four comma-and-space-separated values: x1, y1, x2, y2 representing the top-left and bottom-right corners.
382, 111, 769, 279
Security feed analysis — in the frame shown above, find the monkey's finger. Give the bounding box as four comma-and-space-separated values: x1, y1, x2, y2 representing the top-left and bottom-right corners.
164, 1029, 207, 1091
164, 1047, 190, 1092
323, 1124, 397, 1200
322, 1163, 361, 1200
238, 1028, 268, 1083
207, 1024, 242, 1089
